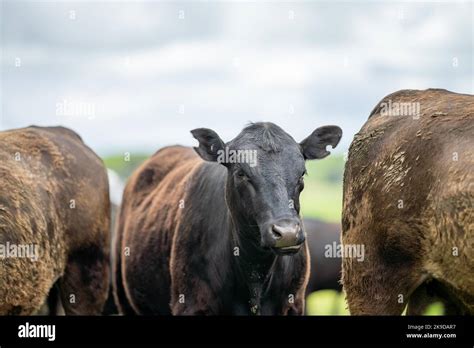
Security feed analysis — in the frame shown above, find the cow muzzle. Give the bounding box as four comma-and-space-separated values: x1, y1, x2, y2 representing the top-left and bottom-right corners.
265, 219, 305, 254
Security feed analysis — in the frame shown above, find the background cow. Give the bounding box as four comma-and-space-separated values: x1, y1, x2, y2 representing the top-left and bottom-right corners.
0, 126, 110, 315
114, 122, 342, 315
342, 89, 473, 315
304, 218, 342, 294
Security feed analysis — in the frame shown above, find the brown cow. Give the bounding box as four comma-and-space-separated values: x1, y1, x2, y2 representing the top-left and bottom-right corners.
0, 126, 110, 315
114, 122, 342, 315
342, 89, 473, 315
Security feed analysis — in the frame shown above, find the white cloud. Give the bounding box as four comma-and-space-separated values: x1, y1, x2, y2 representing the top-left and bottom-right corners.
1, 1, 472, 154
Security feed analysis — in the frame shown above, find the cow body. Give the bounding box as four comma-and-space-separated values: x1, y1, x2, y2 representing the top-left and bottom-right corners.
114, 146, 309, 315
114, 122, 342, 315
342, 89, 473, 314
0, 126, 110, 315
304, 218, 342, 294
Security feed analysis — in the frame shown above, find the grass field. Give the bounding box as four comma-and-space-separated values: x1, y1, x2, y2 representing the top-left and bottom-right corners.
306, 290, 444, 316
300, 155, 344, 223
103, 153, 150, 179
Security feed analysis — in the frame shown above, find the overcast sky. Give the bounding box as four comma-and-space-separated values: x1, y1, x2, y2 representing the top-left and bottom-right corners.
1, 0, 472, 156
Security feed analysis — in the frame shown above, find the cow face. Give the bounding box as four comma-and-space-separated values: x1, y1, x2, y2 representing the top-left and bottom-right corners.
191, 122, 342, 255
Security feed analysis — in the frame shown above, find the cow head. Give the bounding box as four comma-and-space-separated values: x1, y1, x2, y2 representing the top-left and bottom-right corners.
191, 122, 342, 255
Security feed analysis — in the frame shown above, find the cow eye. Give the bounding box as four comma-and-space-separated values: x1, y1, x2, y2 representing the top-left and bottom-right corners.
236, 170, 249, 180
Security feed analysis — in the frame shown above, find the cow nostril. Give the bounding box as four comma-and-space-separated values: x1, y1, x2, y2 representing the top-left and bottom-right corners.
271, 225, 283, 240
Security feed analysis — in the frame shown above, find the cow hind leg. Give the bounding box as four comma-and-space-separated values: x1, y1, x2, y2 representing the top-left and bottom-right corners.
407, 282, 437, 315
408, 279, 470, 315
58, 246, 109, 315
112, 253, 137, 315
111, 223, 136, 315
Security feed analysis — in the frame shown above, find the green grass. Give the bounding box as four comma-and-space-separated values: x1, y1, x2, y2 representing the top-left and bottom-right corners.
306, 290, 445, 315
423, 302, 444, 316
300, 181, 342, 223
300, 155, 344, 223
103, 153, 150, 179
303, 154, 345, 184
306, 290, 350, 315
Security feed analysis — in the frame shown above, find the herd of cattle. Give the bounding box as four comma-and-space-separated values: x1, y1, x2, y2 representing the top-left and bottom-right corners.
0, 88, 472, 315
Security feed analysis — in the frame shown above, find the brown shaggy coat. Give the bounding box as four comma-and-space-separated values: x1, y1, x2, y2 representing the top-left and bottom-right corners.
0, 126, 110, 315
342, 89, 473, 314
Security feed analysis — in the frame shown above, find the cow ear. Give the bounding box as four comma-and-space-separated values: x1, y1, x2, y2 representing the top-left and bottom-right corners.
191, 128, 225, 162
300, 126, 342, 160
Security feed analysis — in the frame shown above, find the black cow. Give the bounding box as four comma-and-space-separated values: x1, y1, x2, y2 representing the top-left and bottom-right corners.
304, 218, 342, 294
113, 122, 342, 315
